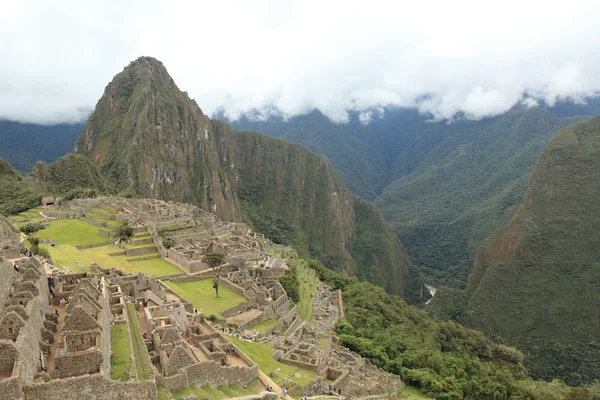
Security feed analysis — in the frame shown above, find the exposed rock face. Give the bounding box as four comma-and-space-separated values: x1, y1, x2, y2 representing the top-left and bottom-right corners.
74, 57, 421, 300
463, 115, 600, 384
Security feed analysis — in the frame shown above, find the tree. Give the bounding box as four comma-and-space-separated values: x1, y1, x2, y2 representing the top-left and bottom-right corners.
202, 253, 226, 298
20, 221, 45, 239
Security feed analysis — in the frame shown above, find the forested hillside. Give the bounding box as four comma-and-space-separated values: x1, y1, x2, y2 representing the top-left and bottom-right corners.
450, 115, 600, 385
226, 102, 597, 285
0, 120, 84, 173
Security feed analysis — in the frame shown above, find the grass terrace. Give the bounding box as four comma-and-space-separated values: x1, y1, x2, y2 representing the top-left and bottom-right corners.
228, 336, 316, 387
163, 279, 246, 317
110, 324, 133, 381
172, 379, 265, 400
35, 219, 107, 245
126, 302, 151, 380
25, 218, 181, 276
250, 319, 277, 333
297, 261, 319, 320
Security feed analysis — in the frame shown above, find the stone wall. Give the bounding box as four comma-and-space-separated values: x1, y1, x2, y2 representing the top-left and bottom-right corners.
127, 246, 157, 257
219, 277, 246, 298
186, 360, 258, 387
54, 350, 102, 378
219, 302, 252, 318
0, 261, 15, 314
22, 374, 157, 400
74, 242, 111, 250
263, 295, 291, 320
0, 376, 21, 400
16, 271, 50, 382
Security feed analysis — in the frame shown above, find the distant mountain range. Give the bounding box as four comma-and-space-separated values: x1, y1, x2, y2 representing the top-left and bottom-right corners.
222, 99, 600, 285
0, 120, 84, 173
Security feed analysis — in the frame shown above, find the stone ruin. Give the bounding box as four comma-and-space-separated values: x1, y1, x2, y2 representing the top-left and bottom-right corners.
0, 197, 403, 398
0, 256, 156, 399
0, 215, 23, 259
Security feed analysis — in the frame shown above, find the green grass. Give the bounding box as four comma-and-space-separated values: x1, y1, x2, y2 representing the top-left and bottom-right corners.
126, 302, 151, 380
110, 324, 134, 381
250, 319, 277, 333
34, 219, 107, 245
228, 336, 316, 387
297, 261, 319, 320
93, 207, 116, 216
42, 242, 181, 276
157, 387, 172, 400
163, 279, 246, 316
400, 386, 434, 399
198, 386, 227, 399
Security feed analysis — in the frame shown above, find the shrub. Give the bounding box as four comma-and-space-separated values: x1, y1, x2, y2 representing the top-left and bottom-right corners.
206, 314, 218, 323
115, 223, 134, 241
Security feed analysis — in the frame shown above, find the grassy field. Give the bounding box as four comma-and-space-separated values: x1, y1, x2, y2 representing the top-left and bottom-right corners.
250, 319, 277, 333
126, 302, 151, 380
28, 218, 181, 276
43, 243, 181, 276
110, 324, 133, 381
297, 261, 319, 320
163, 279, 246, 317
35, 219, 107, 245
228, 336, 316, 387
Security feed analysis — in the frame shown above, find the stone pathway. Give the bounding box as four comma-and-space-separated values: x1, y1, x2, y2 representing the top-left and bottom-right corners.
257, 370, 293, 400
47, 303, 67, 377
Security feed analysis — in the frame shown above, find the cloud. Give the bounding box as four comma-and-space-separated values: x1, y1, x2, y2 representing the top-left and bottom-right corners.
1, 0, 600, 124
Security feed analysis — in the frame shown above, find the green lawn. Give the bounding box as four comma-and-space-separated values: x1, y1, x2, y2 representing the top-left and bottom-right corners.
250, 319, 277, 333
163, 279, 247, 317
228, 336, 316, 387
43, 243, 181, 276
126, 302, 151, 380
110, 324, 133, 381
35, 219, 107, 245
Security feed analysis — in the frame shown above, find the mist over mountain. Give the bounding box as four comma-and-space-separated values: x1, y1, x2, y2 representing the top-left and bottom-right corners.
220, 99, 599, 285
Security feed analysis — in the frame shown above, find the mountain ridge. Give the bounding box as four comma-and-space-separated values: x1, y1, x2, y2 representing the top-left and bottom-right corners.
73, 56, 422, 301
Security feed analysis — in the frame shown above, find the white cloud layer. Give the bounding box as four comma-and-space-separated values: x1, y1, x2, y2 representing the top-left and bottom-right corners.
1, 0, 600, 124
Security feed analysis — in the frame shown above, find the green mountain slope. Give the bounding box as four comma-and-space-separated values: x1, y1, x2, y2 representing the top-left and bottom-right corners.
74, 56, 421, 300
0, 157, 42, 215
460, 115, 600, 385
375, 107, 587, 285
308, 259, 600, 400
228, 106, 593, 286
0, 120, 84, 173
280, 110, 387, 199
28, 153, 111, 194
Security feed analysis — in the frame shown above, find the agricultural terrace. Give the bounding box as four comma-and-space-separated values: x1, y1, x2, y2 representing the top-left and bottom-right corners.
163, 279, 246, 318
25, 218, 181, 276
228, 336, 317, 386
110, 324, 133, 381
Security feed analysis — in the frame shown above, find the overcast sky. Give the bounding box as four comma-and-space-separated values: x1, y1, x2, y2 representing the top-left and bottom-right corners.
1, 0, 600, 125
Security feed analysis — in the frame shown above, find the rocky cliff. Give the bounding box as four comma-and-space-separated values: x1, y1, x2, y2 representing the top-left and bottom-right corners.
74, 57, 421, 300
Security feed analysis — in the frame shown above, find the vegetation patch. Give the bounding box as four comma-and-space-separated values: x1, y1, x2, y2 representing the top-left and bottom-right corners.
163, 279, 246, 316
110, 324, 134, 381
228, 336, 316, 386
250, 319, 277, 333
126, 302, 151, 380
